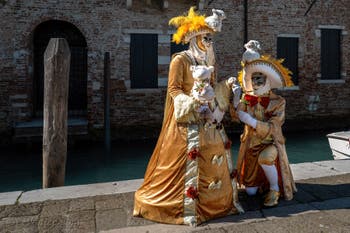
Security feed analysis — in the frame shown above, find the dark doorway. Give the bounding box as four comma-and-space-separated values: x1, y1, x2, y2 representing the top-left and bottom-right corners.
33, 20, 88, 117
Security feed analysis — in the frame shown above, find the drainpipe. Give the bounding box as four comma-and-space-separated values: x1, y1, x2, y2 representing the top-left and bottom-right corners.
243, 0, 248, 45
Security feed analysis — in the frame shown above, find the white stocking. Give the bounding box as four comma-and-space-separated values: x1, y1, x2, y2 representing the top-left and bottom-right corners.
261, 164, 279, 191
245, 186, 258, 196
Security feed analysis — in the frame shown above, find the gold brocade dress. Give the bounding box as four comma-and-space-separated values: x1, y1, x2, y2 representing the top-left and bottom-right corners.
235, 92, 297, 200
133, 52, 242, 226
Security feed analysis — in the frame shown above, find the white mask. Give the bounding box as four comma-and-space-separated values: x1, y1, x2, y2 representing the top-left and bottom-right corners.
188, 34, 215, 66
253, 77, 271, 96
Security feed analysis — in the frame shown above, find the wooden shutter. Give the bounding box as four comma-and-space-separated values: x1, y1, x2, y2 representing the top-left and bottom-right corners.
130, 34, 158, 88
277, 37, 299, 85
321, 29, 341, 79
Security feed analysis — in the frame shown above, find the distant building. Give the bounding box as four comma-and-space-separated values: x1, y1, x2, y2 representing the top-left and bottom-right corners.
0, 0, 349, 142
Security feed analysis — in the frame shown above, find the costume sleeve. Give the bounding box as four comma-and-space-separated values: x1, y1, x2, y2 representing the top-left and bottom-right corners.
255, 98, 285, 142
168, 55, 200, 123
214, 78, 232, 111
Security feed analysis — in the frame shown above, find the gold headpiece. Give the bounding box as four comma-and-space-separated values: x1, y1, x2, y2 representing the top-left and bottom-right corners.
169, 7, 225, 44
238, 40, 293, 92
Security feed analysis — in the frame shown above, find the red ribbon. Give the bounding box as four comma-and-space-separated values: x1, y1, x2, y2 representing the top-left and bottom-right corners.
244, 94, 270, 108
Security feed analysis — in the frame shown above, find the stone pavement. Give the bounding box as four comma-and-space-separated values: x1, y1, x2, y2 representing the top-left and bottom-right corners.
103, 160, 350, 233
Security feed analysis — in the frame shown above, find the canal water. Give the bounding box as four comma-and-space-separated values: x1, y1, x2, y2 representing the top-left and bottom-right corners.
0, 130, 334, 192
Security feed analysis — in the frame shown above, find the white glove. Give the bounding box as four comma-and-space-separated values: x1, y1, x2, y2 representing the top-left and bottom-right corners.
227, 77, 236, 87
238, 111, 257, 128
232, 84, 242, 108
212, 106, 225, 123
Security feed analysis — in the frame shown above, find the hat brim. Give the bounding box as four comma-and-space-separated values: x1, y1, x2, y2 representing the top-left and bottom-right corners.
243, 60, 285, 92
183, 28, 213, 43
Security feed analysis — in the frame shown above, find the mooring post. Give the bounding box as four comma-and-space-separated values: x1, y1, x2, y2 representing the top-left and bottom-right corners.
42, 38, 70, 188
104, 52, 111, 153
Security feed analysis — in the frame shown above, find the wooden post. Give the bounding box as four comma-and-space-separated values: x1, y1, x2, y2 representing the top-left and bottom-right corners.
42, 38, 70, 188
104, 52, 111, 153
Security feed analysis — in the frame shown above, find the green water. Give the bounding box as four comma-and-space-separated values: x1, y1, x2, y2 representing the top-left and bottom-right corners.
0, 130, 333, 192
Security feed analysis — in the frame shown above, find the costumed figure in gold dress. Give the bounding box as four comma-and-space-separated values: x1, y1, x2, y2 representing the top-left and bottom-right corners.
133, 7, 244, 226
232, 40, 297, 207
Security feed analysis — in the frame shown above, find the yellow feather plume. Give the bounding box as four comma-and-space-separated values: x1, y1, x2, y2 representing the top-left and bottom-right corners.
169, 7, 209, 44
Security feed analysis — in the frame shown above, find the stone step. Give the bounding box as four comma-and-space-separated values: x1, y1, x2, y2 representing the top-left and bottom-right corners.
13, 117, 88, 140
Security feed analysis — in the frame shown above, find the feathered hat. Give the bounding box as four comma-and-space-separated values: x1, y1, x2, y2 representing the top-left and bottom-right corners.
169, 7, 226, 44
238, 42, 294, 92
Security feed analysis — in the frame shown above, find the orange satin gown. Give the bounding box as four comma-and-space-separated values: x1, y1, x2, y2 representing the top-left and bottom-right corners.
133, 52, 240, 226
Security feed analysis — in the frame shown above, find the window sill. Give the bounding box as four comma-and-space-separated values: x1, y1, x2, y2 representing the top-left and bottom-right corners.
124, 79, 166, 92
317, 79, 345, 84
277, 86, 300, 91
126, 88, 164, 94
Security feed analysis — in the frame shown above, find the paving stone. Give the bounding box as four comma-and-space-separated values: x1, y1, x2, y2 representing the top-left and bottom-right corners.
293, 184, 318, 203
95, 195, 125, 210
20, 179, 143, 203
126, 210, 154, 227
310, 197, 350, 210
65, 210, 95, 233
69, 197, 94, 212
1, 160, 350, 233
295, 183, 339, 201
0, 191, 22, 206
38, 215, 66, 233
0, 215, 38, 233
96, 208, 127, 232
40, 200, 69, 217
262, 203, 319, 219
290, 162, 340, 180
314, 160, 350, 174
1, 203, 42, 218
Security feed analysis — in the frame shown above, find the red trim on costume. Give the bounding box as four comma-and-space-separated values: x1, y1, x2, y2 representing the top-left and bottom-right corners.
188, 148, 201, 160
186, 186, 199, 199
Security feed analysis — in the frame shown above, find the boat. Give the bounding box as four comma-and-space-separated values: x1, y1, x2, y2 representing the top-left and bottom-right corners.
326, 131, 350, 160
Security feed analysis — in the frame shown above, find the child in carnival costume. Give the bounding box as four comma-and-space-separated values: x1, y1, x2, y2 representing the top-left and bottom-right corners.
232, 40, 297, 207
133, 7, 243, 226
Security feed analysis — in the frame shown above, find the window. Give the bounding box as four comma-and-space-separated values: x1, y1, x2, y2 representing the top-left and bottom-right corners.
321, 29, 341, 79
277, 37, 299, 85
130, 34, 158, 88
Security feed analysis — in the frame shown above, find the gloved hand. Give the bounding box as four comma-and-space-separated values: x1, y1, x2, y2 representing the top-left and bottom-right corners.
212, 106, 225, 123
238, 111, 257, 128
232, 84, 242, 108
227, 77, 237, 87
227, 77, 242, 108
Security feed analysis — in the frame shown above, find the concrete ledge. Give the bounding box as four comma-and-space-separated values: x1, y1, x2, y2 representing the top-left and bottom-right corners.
20, 179, 143, 204
1, 160, 350, 232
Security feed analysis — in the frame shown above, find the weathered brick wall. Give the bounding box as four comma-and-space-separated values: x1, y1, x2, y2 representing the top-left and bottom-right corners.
0, 0, 349, 140
244, 0, 350, 120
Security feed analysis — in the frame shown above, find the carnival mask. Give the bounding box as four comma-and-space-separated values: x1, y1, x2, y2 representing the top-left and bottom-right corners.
252, 72, 270, 96
196, 33, 213, 51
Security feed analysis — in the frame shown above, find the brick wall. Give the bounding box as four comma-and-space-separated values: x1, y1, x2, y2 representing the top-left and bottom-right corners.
0, 0, 349, 141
